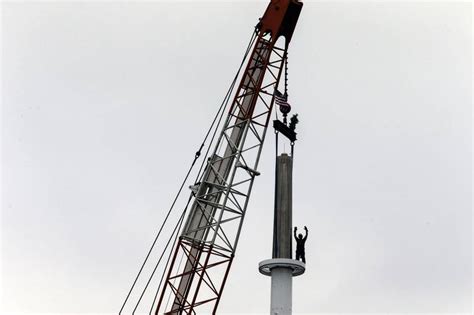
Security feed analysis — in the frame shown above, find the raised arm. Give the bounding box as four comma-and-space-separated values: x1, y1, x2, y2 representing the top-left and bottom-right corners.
294, 227, 297, 240
303, 226, 308, 240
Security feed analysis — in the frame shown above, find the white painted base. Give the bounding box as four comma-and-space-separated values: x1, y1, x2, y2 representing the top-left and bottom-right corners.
270, 267, 293, 315
258, 259, 306, 315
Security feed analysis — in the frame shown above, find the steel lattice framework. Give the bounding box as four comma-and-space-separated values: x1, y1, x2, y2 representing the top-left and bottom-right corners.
154, 1, 303, 313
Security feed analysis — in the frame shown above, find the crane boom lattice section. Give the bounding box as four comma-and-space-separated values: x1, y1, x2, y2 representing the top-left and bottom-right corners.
156, 35, 288, 314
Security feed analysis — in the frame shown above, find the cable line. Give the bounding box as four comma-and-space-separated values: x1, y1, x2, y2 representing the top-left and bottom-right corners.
194, 30, 258, 182
132, 204, 188, 314
148, 198, 189, 314
119, 28, 258, 314
119, 154, 198, 315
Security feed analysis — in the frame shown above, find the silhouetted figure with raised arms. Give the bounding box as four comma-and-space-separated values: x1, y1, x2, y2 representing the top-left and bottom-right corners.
294, 226, 308, 263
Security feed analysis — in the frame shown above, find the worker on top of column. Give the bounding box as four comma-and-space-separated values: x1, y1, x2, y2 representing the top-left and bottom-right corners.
294, 226, 308, 263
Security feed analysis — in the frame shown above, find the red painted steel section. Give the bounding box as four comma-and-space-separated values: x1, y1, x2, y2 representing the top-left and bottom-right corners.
155, 239, 182, 315
212, 255, 234, 313
188, 246, 213, 313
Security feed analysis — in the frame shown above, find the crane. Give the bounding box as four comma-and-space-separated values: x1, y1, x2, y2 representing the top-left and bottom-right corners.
120, 1, 303, 314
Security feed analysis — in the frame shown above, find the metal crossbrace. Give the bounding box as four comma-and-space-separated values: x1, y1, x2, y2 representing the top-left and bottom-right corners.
155, 33, 287, 314
162, 239, 233, 315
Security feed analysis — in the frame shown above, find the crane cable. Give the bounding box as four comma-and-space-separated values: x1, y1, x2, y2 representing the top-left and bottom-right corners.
284, 51, 296, 158
119, 28, 258, 315
148, 199, 188, 314
194, 29, 258, 183
119, 155, 198, 315
131, 196, 190, 314
275, 49, 290, 152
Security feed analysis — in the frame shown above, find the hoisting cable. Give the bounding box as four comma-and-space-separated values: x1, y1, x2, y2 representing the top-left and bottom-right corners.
131, 198, 190, 314
119, 28, 258, 314
119, 155, 198, 315
194, 29, 258, 182
148, 199, 189, 314
274, 49, 289, 156
284, 52, 296, 160
164, 245, 186, 312
286, 54, 288, 94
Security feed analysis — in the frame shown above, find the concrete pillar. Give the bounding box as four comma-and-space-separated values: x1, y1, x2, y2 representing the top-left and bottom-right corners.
273, 153, 293, 259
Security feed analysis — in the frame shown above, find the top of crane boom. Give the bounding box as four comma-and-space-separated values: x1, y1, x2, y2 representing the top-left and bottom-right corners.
257, 0, 303, 43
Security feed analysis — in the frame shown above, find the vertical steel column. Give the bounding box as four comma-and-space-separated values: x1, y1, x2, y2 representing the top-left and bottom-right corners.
273, 154, 293, 259
272, 154, 293, 315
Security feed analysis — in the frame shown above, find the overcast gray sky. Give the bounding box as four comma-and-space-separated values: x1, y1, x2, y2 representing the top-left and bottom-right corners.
1, 1, 472, 314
